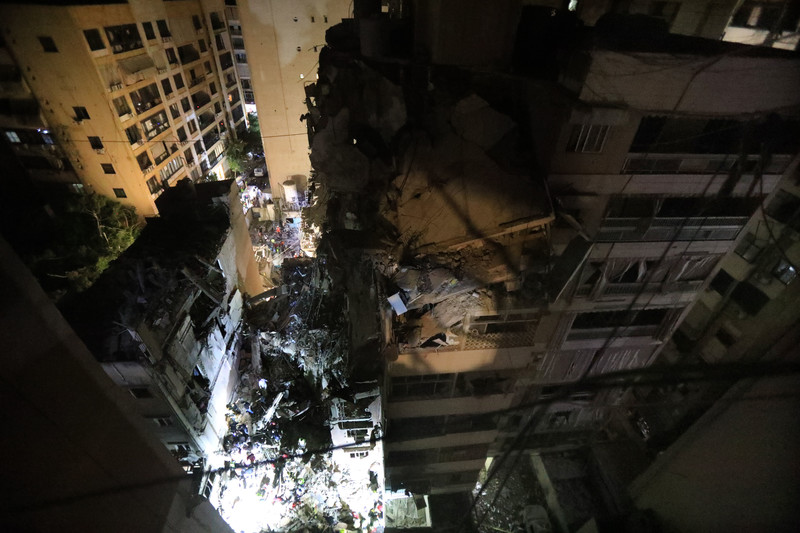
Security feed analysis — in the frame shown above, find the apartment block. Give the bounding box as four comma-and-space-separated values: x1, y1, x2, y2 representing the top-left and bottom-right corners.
236, 0, 350, 198
383, 11, 800, 495
0, 0, 248, 218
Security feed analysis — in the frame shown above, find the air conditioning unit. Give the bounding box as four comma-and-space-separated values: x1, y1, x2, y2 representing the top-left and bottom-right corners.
144, 165, 154, 173
110, 83, 123, 91
157, 67, 167, 74
136, 139, 145, 146
162, 36, 172, 43
94, 148, 105, 155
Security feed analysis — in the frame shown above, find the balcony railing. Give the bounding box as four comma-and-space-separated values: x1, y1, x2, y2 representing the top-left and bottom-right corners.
188, 74, 206, 88
566, 325, 660, 341
597, 216, 748, 242
622, 153, 792, 175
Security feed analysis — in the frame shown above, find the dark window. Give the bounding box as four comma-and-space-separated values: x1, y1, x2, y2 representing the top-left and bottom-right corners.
125, 124, 142, 145
716, 327, 737, 347
572, 308, 667, 329
184, 148, 194, 164
113, 188, 127, 198
161, 78, 173, 96
765, 190, 800, 231
157, 20, 171, 38
83, 29, 104, 51
181, 96, 191, 113
88, 136, 103, 149
173, 73, 185, 90
199, 38, 207, 53
209, 82, 217, 95
169, 103, 180, 120
324, 15, 328, 23
105, 24, 143, 54
730, 281, 770, 315
605, 197, 654, 218
709, 269, 735, 295
147, 176, 162, 194
215, 34, 225, 50
187, 119, 198, 134
194, 139, 204, 155
73, 106, 90, 120
129, 387, 151, 398
166, 48, 178, 64
630, 116, 744, 154
193, 15, 203, 30
204, 60, 212, 75
101, 163, 115, 174
38, 36, 58, 53
142, 21, 156, 40
177, 125, 187, 142
735, 233, 762, 263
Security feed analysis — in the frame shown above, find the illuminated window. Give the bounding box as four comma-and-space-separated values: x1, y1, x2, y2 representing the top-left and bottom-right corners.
773, 258, 797, 285
5, 131, 20, 143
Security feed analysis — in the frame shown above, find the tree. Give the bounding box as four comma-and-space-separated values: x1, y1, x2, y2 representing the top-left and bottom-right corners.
224, 136, 249, 174
25, 193, 142, 299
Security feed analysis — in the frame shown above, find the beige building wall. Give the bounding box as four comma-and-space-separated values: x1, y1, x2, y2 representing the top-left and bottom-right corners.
237, 0, 350, 198
0, 0, 247, 218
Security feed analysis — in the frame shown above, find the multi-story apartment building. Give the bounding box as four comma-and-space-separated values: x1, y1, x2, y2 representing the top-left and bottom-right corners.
0, 0, 249, 218
382, 10, 800, 496
236, 0, 350, 198
222, 0, 255, 110
722, 0, 800, 50
61, 179, 264, 464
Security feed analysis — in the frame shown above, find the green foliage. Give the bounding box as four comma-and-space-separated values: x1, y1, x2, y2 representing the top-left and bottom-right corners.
25, 193, 142, 299
247, 111, 260, 134
224, 136, 248, 174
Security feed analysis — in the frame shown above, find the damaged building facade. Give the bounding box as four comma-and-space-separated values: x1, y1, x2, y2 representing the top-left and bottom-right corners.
62, 179, 263, 465
299, 6, 800, 500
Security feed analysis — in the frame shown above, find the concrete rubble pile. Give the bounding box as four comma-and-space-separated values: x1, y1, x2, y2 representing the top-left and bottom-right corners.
211, 257, 384, 533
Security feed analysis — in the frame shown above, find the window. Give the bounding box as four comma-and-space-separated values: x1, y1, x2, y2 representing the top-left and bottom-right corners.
773, 258, 797, 285
181, 96, 191, 113
765, 190, 800, 231
390, 374, 455, 399
567, 123, 609, 153
88, 136, 103, 149
129, 387, 152, 399
105, 24, 143, 54
161, 78, 173, 96
83, 29, 104, 51
235, 52, 247, 63
147, 176, 162, 194
214, 101, 222, 114
324, 15, 328, 23
709, 269, 734, 295
209, 82, 217, 95
5, 131, 20, 143
169, 102, 180, 120
177, 125, 187, 142
38, 36, 58, 52
192, 14, 203, 30
101, 163, 115, 174
73, 106, 90, 120
166, 48, 178, 65
204, 60, 212, 75
125, 124, 142, 145
173, 73, 185, 90
141, 110, 169, 140
184, 148, 194, 164
730, 281, 770, 315
137, 151, 152, 171
157, 20, 171, 38
735, 233, 762, 263
187, 119, 198, 134
215, 34, 225, 50
142, 21, 156, 40
151, 417, 172, 427
199, 39, 207, 53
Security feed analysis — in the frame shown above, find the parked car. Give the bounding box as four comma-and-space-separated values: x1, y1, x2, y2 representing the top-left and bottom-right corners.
522, 505, 552, 533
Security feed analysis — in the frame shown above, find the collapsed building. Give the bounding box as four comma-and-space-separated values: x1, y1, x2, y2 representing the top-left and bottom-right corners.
298, 5, 800, 523
62, 179, 264, 466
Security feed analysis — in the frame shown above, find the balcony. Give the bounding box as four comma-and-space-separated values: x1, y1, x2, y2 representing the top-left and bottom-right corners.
188, 74, 206, 88
137, 152, 152, 172
203, 130, 220, 150
191, 91, 211, 110
154, 151, 170, 165
622, 153, 792, 176
210, 12, 226, 32
142, 111, 170, 140
178, 44, 201, 65
198, 111, 215, 131
597, 216, 749, 242
219, 52, 234, 71
105, 24, 143, 54
130, 83, 162, 115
